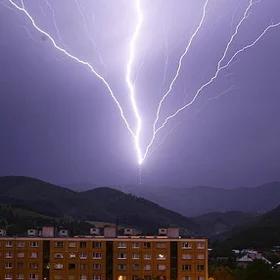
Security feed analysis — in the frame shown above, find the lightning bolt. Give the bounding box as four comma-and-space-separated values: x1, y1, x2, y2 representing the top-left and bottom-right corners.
7, 0, 135, 140
126, 0, 144, 165
143, 22, 280, 160
152, 0, 209, 142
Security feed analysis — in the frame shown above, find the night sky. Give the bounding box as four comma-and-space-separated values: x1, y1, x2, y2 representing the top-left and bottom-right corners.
1, 0, 280, 188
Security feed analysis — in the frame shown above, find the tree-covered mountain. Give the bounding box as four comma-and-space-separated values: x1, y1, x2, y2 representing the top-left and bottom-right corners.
0, 176, 197, 234
121, 182, 280, 216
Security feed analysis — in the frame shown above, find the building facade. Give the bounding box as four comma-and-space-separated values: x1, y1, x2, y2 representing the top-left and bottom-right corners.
0, 235, 208, 280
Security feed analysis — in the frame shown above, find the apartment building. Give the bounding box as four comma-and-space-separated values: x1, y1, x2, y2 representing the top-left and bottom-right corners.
0, 227, 208, 280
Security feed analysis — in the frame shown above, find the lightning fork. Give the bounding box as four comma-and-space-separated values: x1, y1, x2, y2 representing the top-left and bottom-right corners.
7, 0, 135, 138
143, 18, 280, 160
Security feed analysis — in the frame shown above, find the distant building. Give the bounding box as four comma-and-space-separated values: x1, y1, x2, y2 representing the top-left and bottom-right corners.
0, 227, 208, 280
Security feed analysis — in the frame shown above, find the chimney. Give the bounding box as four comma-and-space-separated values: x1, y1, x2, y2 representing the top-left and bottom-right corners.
104, 226, 117, 238
41, 226, 55, 238
167, 227, 180, 238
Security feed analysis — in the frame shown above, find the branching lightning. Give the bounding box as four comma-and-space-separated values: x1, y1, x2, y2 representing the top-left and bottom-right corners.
143, 0, 280, 161
6, 0, 280, 167
7, 0, 135, 139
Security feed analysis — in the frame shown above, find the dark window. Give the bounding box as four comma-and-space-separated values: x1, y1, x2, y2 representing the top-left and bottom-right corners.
80, 241, 87, 248
143, 242, 151, 248
68, 263, 76, 270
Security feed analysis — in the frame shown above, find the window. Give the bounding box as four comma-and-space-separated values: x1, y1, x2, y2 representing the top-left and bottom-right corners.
132, 276, 140, 280
144, 264, 151, 271
117, 276, 127, 280
118, 264, 127, 271
68, 263, 76, 270
80, 241, 87, 248
197, 242, 205, 249
197, 254, 205, 260
80, 276, 87, 280
182, 242, 192, 249
118, 252, 127, 259
80, 264, 87, 270
132, 242, 140, 248
5, 274, 12, 280
198, 277, 205, 280
68, 242, 76, 248
30, 263, 39, 269
5, 241, 13, 247
157, 253, 166, 260
54, 263, 63, 270
93, 252, 102, 259
55, 241, 64, 248
54, 276, 63, 280
93, 276, 101, 280
144, 254, 151, 260
17, 274, 24, 280
68, 276, 75, 280
182, 265, 192, 271
80, 252, 87, 259
182, 277, 192, 280
197, 265, 204, 272
5, 262, 13, 269
144, 276, 152, 280
17, 241, 25, 248
132, 264, 140, 270
5, 251, 13, 258
69, 253, 76, 258
156, 242, 166, 248
30, 241, 39, 247
30, 252, 38, 258
182, 254, 192, 260
118, 242, 126, 248
17, 262, 24, 269
157, 264, 166, 271
93, 242, 102, 249
54, 253, 64, 259
132, 253, 140, 259
143, 242, 151, 249
93, 263, 101, 270
17, 252, 25, 258
29, 274, 38, 280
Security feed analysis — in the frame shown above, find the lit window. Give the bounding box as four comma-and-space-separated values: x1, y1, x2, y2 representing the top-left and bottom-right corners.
182, 254, 192, 260
118, 242, 126, 248
182, 242, 192, 249
117, 276, 127, 280
157, 253, 166, 260
5, 274, 12, 280
93, 252, 102, 259
69, 253, 76, 258
54, 263, 63, 270
144, 264, 151, 271
118, 264, 127, 271
132, 253, 140, 259
68, 242, 76, 248
157, 264, 166, 271
182, 265, 192, 271
143, 254, 151, 260
118, 252, 127, 259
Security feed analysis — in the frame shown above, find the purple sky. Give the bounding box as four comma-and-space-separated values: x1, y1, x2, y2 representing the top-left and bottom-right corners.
1, 0, 280, 188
